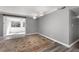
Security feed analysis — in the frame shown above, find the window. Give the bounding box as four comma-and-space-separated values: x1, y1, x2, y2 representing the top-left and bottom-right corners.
11, 21, 21, 27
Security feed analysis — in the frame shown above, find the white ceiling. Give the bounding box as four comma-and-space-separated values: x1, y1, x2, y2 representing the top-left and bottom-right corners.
0, 6, 62, 18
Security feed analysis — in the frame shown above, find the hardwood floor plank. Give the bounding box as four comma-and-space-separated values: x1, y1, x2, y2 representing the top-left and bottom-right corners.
0, 34, 79, 52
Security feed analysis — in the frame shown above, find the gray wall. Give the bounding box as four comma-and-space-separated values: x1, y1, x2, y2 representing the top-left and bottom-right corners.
26, 17, 37, 34
0, 15, 3, 36
37, 8, 70, 45
69, 10, 77, 44
69, 10, 79, 44
76, 19, 79, 38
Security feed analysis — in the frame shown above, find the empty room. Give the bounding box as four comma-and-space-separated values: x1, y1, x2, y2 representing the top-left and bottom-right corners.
0, 6, 79, 52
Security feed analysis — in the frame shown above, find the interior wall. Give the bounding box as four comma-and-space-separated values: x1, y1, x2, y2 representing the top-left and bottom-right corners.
37, 8, 70, 45
76, 19, 79, 38
0, 15, 3, 36
26, 17, 37, 34
69, 10, 79, 44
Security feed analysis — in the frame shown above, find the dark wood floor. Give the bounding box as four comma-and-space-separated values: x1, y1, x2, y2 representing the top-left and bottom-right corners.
44, 41, 79, 52
0, 34, 79, 52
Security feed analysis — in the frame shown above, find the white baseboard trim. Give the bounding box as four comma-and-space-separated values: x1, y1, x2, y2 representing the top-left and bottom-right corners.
26, 33, 38, 35
38, 33, 79, 48
69, 39, 79, 47
1, 33, 38, 40
38, 33, 70, 48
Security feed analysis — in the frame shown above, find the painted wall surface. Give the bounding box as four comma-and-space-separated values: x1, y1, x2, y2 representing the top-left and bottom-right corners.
69, 10, 79, 44
37, 8, 70, 45
69, 10, 77, 44
76, 19, 79, 38
26, 17, 37, 34
0, 15, 3, 36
